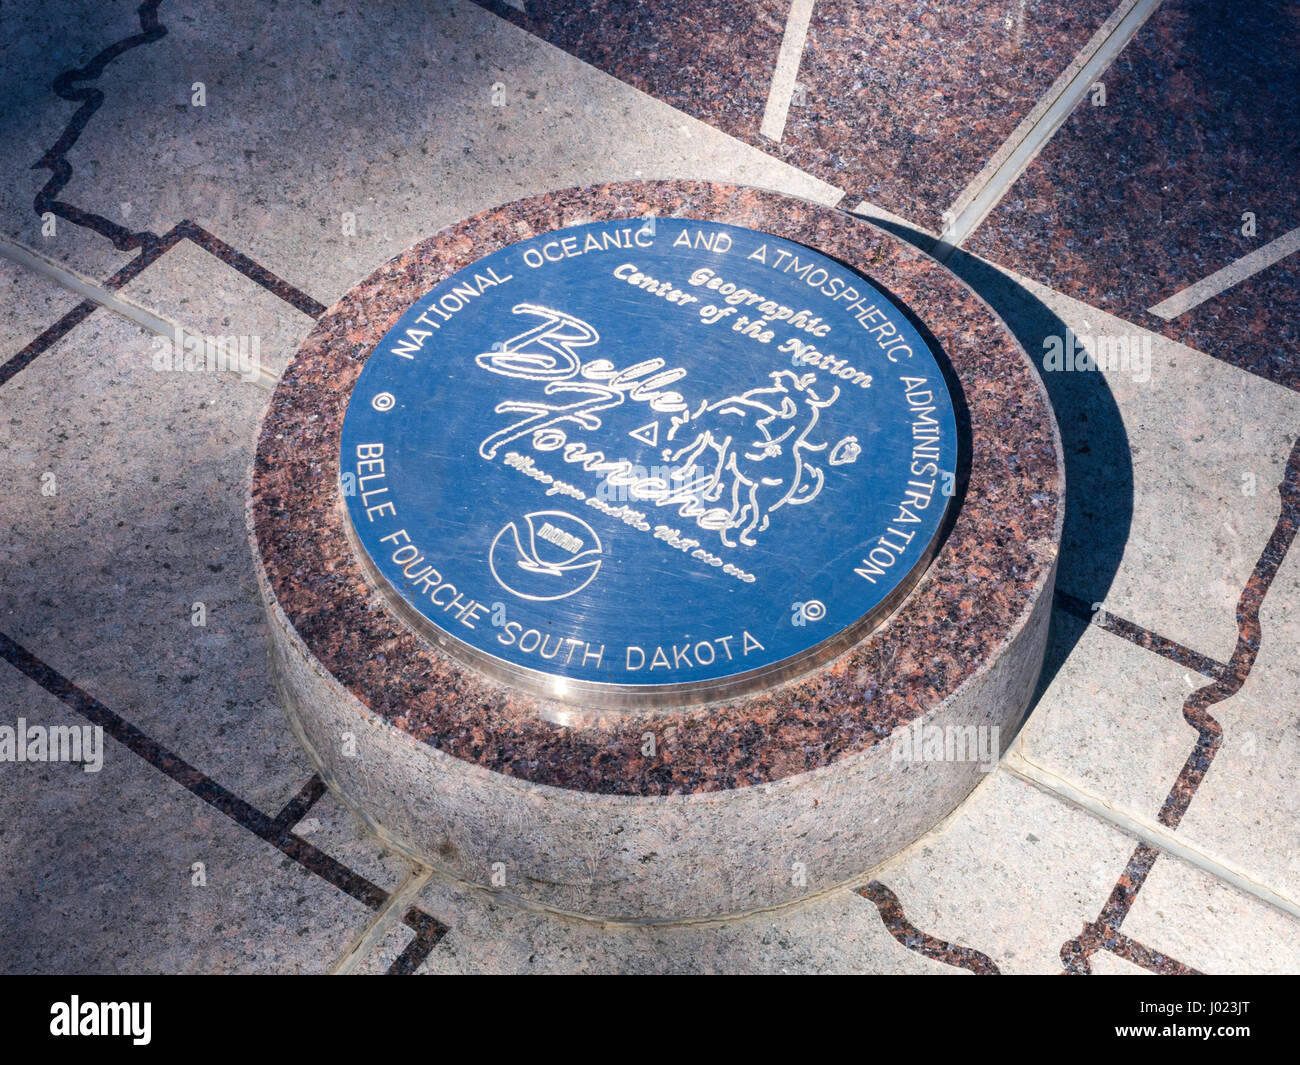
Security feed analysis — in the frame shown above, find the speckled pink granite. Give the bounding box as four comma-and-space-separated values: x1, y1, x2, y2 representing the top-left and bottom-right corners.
966, 0, 1300, 391
476, 0, 1121, 231
251, 181, 1062, 797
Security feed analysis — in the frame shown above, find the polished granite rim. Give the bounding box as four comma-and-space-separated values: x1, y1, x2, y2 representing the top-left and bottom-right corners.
249, 180, 1064, 798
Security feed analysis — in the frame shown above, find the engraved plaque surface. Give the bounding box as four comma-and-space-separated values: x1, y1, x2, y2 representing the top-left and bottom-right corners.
339, 219, 958, 706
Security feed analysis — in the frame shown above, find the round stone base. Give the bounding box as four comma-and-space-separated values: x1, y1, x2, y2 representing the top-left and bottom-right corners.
249, 181, 1063, 923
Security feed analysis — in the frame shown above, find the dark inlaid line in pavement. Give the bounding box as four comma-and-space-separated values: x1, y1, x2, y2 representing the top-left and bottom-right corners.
33, 0, 168, 256
0, 629, 385, 909
1159, 434, 1300, 831
0, 214, 325, 390
386, 909, 450, 976
175, 221, 327, 319
80, 215, 325, 322
1061, 434, 1300, 974
1106, 932, 1202, 976
0, 632, 448, 972
1061, 841, 1207, 976
856, 881, 1001, 975
101, 228, 180, 290
0, 298, 98, 389
1054, 588, 1229, 681
1061, 841, 1161, 974
271, 774, 329, 834
29, 1, 326, 322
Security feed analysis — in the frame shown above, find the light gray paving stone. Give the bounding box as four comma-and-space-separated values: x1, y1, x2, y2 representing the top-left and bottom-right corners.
0, 0, 139, 281
1018, 614, 1200, 829
1120, 852, 1300, 975
0, 664, 374, 974
867, 770, 1299, 975
352, 874, 948, 975
1010, 543, 1300, 908
18, 0, 840, 305
116, 238, 318, 378
1, 296, 416, 898
0, 310, 311, 810
0, 258, 86, 364
866, 772, 1140, 974
956, 254, 1300, 663
1174, 547, 1300, 906
285, 790, 416, 897
1088, 952, 1155, 975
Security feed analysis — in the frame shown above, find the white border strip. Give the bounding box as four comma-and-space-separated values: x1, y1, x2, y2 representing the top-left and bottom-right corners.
328, 865, 434, 974
759, 0, 816, 143
1005, 748, 1300, 921
1149, 225, 1300, 320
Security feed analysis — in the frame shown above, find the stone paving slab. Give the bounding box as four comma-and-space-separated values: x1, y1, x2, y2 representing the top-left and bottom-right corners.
862, 772, 1300, 975
351, 875, 949, 975
6, 0, 839, 305
1024, 578, 1300, 916
0, 259, 85, 365
862, 773, 1138, 974
966, 0, 1300, 391
947, 253, 1300, 664
0, 664, 373, 974
0, 0, 141, 281
484, 0, 1123, 230
115, 237, 318, 378
1021, 616, 1198, 823
0, 310, 311, 811
1120, 852, 1300, 975
1174, 547, 1300, 906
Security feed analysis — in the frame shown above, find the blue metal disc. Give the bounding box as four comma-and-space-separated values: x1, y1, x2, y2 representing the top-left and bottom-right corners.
340, 218, 958, 704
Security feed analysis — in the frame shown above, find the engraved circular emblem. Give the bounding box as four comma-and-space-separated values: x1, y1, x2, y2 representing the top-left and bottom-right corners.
340, 219, 959, 706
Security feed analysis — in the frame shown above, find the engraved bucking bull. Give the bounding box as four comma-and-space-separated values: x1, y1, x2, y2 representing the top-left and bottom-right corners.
665, 370, 860, 547
475, 303, 862, 550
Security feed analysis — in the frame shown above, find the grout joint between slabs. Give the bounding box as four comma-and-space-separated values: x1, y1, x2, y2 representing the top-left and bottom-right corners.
1003, 745, 1300, 920
0, 233, 280, 390
328, 865, 436, 975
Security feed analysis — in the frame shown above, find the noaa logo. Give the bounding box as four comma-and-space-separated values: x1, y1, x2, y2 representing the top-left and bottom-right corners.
489, 510, 603, 601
